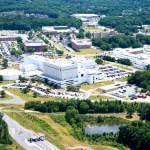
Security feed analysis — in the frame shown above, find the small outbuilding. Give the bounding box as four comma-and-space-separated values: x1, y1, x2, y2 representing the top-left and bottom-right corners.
0, 69, 23, 80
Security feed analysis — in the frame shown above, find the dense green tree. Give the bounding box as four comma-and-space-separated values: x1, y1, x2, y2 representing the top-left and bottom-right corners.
2, 59, 8, 69
0, 75, 3, 82
117, 58, 132, 66
1, 90, 6, 98
95, 58, 103, 64
128, 70, 150, 91
126, 106, 134, 118
0, 112, 12, 145
118, 121, 150, 150
67, 85, 79, 92
85, 32, 92, 39
22, 88, 30, 94
28, 48, 35, 53
56, 50, 64, 55
79, 102, 89, 114
33, 92, 37, 98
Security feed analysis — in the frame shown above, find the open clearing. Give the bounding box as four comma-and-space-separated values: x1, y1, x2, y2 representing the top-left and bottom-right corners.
80, 80, 114, 91
87, 113, 140, 122
112, 63, 133, 71
72, 48, 101, 55
6, 89, 64, 102
0, 93, 12, 101
89, 95, 116, 100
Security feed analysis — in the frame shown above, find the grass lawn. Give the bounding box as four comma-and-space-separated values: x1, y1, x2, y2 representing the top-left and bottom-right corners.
112, 63, 133, 71
0, 104, 24, 110
53, 41, 67, 52
85, 27, 103, 33
72, 48, 101, 55
0, 81, 14, 86
0, 93, 12, 101
9, 64, 19, 69
90, 113, 140, 122
116, 77, 128, 82
89, 95, 116, 100
80, 80, 114, 91
6, 89, 64, 102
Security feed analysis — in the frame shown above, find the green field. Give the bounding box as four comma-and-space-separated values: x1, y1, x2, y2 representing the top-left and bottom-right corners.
80, 80, 114, 91
89, 95, 116, 100
0, 93, 12, 101
72, 48, 101, 55
6, 89, 64, 102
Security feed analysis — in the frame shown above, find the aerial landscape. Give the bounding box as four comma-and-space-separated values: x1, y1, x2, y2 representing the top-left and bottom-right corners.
0, 0, 150, 150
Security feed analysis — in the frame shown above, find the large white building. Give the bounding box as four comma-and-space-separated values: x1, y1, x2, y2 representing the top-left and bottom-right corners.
112, 45, 150, 69
21, 55, 104, 87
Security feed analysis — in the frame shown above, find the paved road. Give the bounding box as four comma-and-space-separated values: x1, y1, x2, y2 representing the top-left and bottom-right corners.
3, 114, 60, 150
0, 85, 25, 104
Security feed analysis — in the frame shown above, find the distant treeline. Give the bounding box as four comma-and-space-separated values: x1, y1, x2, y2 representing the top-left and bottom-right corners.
99, 14, 150, 34
0, 15, 82, 30
1, 0, 150, 30
24, 99, 150, 114
92, 34, 150, 51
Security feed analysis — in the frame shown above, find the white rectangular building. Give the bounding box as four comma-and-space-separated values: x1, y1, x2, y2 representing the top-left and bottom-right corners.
113, 47, 150, 69
21, 55, 104, 87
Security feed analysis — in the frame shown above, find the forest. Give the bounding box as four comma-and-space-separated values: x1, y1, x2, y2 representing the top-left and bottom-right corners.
24, 99, 150, 114
0, 0, 150, 30
92, 34, 150, 51
118, 121, 150, 150
128, 70, 150, 92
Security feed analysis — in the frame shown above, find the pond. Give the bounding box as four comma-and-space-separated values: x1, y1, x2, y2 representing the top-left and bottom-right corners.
85, 123, 127, 135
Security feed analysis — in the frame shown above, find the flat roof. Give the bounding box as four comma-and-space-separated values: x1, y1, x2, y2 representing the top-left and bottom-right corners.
0, 69, 23, 76
24, 40, 47, 46
71, 39, 92, 45
72, 14, 99, 17
45, 59, 76, 67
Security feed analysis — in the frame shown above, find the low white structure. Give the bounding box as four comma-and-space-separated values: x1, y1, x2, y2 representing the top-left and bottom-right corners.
71, 14, 100, 22
0, 69, 23, 80
78, 69, 104, 84
113, 47, 150, 69
71, 57, 96, 69
42, 26, 70, 34
143, 45, 150, 55
21, 55, 104, 87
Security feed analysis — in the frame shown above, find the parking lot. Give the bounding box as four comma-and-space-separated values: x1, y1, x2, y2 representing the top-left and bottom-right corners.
31, 86, 84, 99
99, 65, 131, 80
5, 55, 23, 63
109, 84, 137, 98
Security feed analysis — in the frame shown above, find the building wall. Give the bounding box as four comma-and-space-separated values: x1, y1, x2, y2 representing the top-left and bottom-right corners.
24, 45, 47, 51
71, 41, 91, 51
43, 62, 78, 81
24, 56, 44, 71
0, 37, 17, 41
